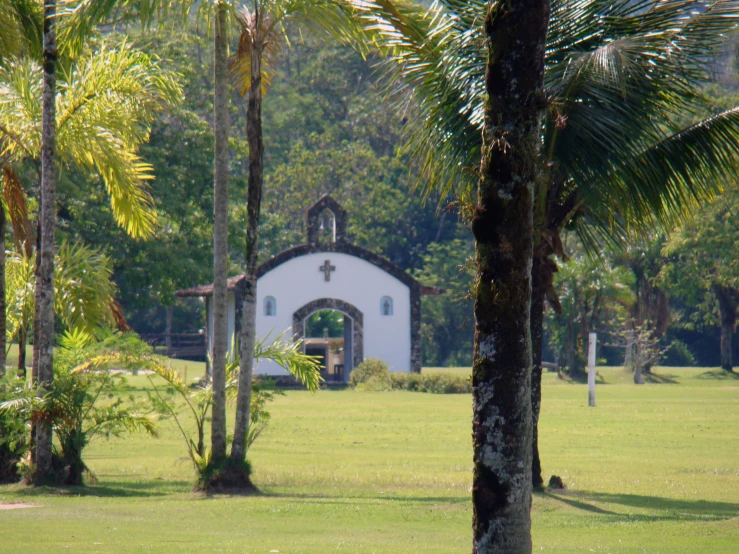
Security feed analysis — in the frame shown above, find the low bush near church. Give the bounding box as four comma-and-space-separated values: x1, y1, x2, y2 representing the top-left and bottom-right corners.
349, 359, 471, 393
390, 372, 471, 394
349, 358, 391, 389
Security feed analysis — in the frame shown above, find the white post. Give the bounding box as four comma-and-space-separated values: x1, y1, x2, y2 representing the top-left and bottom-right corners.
588, 332, 597, 407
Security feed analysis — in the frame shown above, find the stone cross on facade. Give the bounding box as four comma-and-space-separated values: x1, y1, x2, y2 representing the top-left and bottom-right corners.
319, 259, 336, 282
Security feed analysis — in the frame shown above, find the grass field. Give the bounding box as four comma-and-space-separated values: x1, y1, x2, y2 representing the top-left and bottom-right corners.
1, 365, 738, 553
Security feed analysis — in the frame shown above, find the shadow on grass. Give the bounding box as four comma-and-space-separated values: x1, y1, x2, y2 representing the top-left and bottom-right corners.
249, 490, 469, 506
544, 490, 739, 522
696, 369, 739, 381
643, 371, 679, 384
11, 479, 193, 498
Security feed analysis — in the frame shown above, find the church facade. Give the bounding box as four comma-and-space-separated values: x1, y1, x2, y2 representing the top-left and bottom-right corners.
176, 195, 442, 381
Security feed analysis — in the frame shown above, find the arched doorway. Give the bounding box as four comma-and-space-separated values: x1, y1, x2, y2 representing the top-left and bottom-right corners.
293, 298, 363, 383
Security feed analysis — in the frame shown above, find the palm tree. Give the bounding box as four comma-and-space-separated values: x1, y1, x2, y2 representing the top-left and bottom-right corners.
33, 0, 58, 482
467, 0, 550, 548
227, 0, 360, 474
0, 42, 179, 481
210, 0, 231, 468
356, 0, 739, 490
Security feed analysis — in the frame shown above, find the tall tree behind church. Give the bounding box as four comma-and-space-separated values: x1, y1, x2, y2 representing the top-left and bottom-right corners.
228, 0, 359, 471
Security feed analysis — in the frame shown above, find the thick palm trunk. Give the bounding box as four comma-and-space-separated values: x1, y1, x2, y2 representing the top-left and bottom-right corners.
471, 1, 549, 551
714, 285, 737, 372
31, 0, 57, 483
210, 0, 230, 465
231, 47, 263, 466
530, 259, 546, 490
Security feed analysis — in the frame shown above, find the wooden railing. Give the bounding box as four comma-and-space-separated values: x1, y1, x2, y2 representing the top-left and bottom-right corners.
139, 333, 207, 360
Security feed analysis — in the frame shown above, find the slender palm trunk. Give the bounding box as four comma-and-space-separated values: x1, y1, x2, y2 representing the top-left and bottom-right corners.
210, 0, 230, 465
714, 285, 736, 373
17, 326, 26, 377
231, 46, 263, 465
471, 1, 549, 551
31, 0, 57, 483
0, 206, 5, 377
530, 260, 546, 490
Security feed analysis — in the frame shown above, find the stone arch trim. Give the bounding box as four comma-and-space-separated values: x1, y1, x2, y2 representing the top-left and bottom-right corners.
293, 298, 364, 370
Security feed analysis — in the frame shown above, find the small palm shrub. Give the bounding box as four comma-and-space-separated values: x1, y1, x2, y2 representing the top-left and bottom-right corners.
146, 333, 321, 490
349, 358, 391, 390
0, 375, 28, 483
0, 329, 159, 485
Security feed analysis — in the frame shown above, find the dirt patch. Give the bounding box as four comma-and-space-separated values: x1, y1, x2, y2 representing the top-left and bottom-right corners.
0, 503, 39, 510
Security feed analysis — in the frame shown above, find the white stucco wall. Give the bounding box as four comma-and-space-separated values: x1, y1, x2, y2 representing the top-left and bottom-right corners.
207, 252, 413, 375
256, 251, 412, 375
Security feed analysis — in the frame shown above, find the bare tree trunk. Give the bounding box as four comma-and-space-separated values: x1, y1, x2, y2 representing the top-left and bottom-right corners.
714, 285, 737, 373
624, 328, 634, 367
633, 340, 644, 384
210, 0, 230, 465
31, 0, 57, 483
164, 305, 173, 351
18, 326, 26, 378
471, 1, 549, 551
0, 206, 5, 377
231, 45, 263, 467
530, 261, 546, 490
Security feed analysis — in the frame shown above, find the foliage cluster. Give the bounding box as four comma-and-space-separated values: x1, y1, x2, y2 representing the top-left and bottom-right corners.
0, 374, 27, 483
0, 329, 159, 485
349, 358, 471, 393
389, 372, 471, 394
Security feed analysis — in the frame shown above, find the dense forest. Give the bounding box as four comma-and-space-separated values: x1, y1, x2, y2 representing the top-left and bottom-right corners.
6, 18, 739, 369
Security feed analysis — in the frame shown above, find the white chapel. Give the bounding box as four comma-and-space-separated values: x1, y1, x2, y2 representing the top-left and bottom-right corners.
176, 195, 442, 382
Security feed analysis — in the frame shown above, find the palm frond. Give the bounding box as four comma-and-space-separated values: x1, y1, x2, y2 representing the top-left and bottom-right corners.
231, 0, 365, 96
57, 0, 194, 57
360, 0, 739, 246
55, 241, 119, 334
254, 332, 323, 391
0, 43, 181, 239
56, 43, 181, 238
1, 164, 33, 256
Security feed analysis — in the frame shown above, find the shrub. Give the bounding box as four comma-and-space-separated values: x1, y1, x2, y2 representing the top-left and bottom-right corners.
349, 358, 390, 389
390, 372, 471, 394
0, 375, 28, 483
0, 330, 159, 485
662, 339, 696, 367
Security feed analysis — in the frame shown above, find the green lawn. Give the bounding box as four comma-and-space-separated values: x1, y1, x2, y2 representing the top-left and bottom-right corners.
1, 366, 738, 553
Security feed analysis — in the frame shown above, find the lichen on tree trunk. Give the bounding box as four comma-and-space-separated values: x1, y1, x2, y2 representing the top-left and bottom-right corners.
471, 0, 550, 551
31, 0, 57, 484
